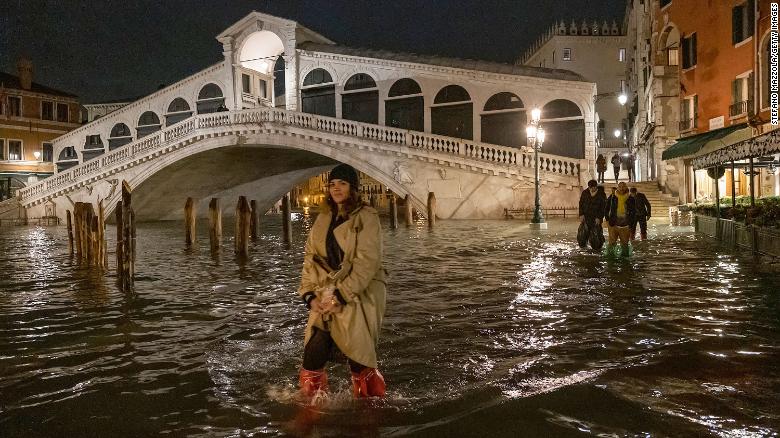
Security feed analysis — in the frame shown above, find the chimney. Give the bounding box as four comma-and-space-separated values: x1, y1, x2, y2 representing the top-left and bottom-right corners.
16, 57, 33, 90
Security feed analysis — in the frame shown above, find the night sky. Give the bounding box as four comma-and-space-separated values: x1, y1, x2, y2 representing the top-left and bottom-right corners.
0, 0, 626, 104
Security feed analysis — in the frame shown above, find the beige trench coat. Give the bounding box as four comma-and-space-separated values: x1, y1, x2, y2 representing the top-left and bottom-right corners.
298, 204, 387, 369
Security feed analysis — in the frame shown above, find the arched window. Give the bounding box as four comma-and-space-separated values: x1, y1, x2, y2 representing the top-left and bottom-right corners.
385, 78, 424, 131
540, 99, 585, 159
301, 68, 335, 117
166, 97, 192, 126
109, 123, 133, 150
56, 146, 79, 172
342, 73, 378, 124
137, 111, 162, 139
431, 85, 473, 139
481, 92, 526, 148
196, 83, 225, 114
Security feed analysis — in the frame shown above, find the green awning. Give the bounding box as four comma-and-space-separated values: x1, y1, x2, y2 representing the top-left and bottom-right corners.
661, 124, 747, 161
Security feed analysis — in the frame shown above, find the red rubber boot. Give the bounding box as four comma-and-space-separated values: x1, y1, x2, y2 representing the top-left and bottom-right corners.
350, 368, 386, 398
299, 368, 328, 399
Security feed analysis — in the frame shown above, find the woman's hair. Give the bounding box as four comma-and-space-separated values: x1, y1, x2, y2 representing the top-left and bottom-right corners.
320, 184, 364, 215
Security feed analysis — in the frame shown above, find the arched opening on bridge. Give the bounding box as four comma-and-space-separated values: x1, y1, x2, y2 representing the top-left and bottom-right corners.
481, 92, 526, 148
385, 78, 423, 131
109, 123, 133, 150
137, 111, 162, 139
166, 98, 192, 126
56, 146, 78, 172
432, 85, 473, 140
540, 99, 585, 159
82, 133, 105, 161
274, 55, 286, 107
239, 30, 285, 109
301, 68, 336, 117
342, 73, 378, 124
196, 84, 226, 114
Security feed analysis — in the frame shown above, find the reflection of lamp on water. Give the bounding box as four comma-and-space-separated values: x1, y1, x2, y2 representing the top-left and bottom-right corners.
526, 108, 547, 230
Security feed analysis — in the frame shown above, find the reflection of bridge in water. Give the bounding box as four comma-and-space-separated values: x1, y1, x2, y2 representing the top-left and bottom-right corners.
18, 11, 599, 220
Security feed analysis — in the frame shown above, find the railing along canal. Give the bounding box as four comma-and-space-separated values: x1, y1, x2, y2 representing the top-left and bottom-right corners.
19, 108, 583, 204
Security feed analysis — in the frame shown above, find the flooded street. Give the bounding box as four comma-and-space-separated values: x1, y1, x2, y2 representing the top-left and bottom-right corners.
1, 217, 779, 437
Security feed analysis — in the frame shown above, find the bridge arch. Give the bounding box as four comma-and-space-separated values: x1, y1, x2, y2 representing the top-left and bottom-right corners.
108, 122, 133, 150
237, 30, 285, 75
341, 73, 379, 124
481, 92, 526, 148
165, 97, 193, 126
301, 67, 337, 117
432, 84, 473, 140
385, 78, 424, 131
539, 98, 585, 159
136, 111, 162, 139
196, 83, 226, 114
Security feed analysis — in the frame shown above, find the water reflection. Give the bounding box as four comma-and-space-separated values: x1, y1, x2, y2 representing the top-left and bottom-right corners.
0, 218, 778, 436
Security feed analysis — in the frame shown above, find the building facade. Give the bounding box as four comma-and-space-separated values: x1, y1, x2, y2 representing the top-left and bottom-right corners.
520, 20, 631, 178
0, 59, 80, 200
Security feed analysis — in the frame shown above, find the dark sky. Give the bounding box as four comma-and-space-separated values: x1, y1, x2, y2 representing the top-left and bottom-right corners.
0, 0, 625, 103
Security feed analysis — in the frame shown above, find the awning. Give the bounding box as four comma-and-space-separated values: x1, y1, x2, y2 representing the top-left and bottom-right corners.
692, 127, 780, 170
661, 123, 748, 161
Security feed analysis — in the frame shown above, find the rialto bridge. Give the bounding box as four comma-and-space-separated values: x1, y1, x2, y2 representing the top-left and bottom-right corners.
15, 11, 598, 221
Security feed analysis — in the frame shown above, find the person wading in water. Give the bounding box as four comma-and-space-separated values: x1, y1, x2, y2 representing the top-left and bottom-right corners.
578, 179, 606, 249
605, 181, 636, 255
297, 163, 387, 401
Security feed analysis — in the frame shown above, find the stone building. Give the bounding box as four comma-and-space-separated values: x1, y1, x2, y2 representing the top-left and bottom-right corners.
519, 19, 630, 175
0, 59, 80, 200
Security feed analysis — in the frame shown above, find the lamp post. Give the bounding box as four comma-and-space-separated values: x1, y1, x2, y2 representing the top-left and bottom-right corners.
527, 108, 547, 230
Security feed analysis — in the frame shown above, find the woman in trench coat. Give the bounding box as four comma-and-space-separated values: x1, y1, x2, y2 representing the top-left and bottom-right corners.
297, 163, 387, 399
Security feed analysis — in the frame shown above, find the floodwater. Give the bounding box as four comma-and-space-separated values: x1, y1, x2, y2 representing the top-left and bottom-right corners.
1, 216, 779, 437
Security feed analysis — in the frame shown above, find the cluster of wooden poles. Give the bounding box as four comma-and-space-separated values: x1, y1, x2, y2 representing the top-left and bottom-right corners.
65, 181, 136, 291
183, 191, 439, 256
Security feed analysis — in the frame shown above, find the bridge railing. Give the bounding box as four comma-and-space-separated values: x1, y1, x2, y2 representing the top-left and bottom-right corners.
19, 108, 584, 204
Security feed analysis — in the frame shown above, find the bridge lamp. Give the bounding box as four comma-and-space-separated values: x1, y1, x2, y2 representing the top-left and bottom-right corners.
526, 111, 547, 230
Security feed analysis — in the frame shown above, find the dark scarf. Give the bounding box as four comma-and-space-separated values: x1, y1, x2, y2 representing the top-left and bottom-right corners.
325, 210, 347, 271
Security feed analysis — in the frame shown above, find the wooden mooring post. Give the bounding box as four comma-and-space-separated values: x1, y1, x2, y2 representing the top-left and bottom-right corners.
282, 194, 292, 245
209, 198, 222, 253
250, 199, 259, 241
235, 196, 251, 256
389, 194, 398, 229
404, 194, 413, 226
116, 181, 136, 291
184, 197, 196, 247
427, 192, 437, 229
66, 209, 74, 256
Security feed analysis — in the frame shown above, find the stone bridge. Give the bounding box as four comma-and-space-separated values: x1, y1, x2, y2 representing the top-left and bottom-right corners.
16, 11, 597, 221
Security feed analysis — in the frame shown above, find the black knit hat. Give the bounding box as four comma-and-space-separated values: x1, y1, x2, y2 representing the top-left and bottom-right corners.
328, 163, 359, 189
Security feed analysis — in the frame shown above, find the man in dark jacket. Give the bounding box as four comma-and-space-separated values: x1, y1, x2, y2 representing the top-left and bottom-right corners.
629, 187, 651, 240
578, 179, 606, 248
611, 153, 621, 183
604, 182, 636, 254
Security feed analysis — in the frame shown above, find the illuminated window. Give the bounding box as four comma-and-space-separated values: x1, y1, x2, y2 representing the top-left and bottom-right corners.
563, 48, 572, 61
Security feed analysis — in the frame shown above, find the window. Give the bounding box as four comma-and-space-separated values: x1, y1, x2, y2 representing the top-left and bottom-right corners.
87, 134, 101, 146
258, 79, 267, 99
242, 74, 251, 93
563, 48, 572, 61
732, 0, 755, 45
8, 140, 22, 160
8, 96, 21, 116
730, 73, 753, 116
680, 95, 698, 130
682, 33, 697, 69
620, 80, 627, 93
552, 50, 556, 64
667, 47, 679, 66
41, 101, 54, 120
619, 48, 626, 62
0, 139, 4, 160
56, 103, 69, 122
42, 142, 53, 162
660, 0, 672, 8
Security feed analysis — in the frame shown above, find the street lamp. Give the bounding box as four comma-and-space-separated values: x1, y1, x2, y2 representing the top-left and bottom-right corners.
526, 108, 547, 230
33, 151, 41, 160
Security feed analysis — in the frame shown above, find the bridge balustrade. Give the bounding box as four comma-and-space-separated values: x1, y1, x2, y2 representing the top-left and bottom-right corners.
19, 107, 584, 205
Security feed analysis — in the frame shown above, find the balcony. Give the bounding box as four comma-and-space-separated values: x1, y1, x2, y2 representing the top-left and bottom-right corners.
729, 100, 751, 118
679, 117, 697, 132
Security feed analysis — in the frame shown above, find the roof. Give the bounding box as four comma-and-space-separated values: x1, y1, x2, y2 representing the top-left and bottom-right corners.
297, 42, 588, 83
0, 71, 78, 98
662, 124, 748, 161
